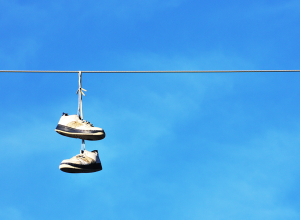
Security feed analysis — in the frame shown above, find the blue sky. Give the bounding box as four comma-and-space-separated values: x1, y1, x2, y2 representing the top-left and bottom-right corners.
1, 0, 300, 220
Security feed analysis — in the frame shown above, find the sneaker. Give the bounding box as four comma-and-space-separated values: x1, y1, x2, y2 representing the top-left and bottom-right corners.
55, 113, 105, 141
59, 150, 102, 173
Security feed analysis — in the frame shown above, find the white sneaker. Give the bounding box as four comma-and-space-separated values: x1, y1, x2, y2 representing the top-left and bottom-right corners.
55, 113, 105, 141
59, 150, 102, 173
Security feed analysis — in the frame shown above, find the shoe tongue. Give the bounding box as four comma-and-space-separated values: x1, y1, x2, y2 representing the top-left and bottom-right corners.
83, 150, 97, 160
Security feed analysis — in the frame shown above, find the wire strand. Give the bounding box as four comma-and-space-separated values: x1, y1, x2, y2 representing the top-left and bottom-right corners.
1, 70, 300, 73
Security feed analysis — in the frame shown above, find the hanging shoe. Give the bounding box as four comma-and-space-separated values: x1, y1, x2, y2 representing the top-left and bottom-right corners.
59, 150, 102, 173
55, 113, 105, 141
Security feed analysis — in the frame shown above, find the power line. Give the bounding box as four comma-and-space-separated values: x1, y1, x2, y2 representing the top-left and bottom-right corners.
0, 70, 300, 73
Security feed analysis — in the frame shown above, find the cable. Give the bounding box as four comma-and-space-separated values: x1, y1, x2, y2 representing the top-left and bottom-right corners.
0, 70, 300, 73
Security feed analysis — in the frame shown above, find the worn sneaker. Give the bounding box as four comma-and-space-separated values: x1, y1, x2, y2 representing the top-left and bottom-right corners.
59, 150, 102, 173
55, 113, 105, 141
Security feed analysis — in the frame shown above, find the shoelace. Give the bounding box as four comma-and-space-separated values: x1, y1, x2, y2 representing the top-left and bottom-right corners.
76, 71, 86, 119
76, 154, 85, 159
81, 119, 94, 127
75, 153, 90, 164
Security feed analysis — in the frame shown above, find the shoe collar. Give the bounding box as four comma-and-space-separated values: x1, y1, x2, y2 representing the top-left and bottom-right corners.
81, 150, 97, 160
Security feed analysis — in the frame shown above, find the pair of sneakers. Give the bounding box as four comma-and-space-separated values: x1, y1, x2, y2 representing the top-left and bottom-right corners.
55, 113, 105, 173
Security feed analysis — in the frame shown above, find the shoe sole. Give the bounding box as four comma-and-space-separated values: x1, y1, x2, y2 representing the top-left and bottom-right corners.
55, 129, 105, 141
59, 164, 102, 173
